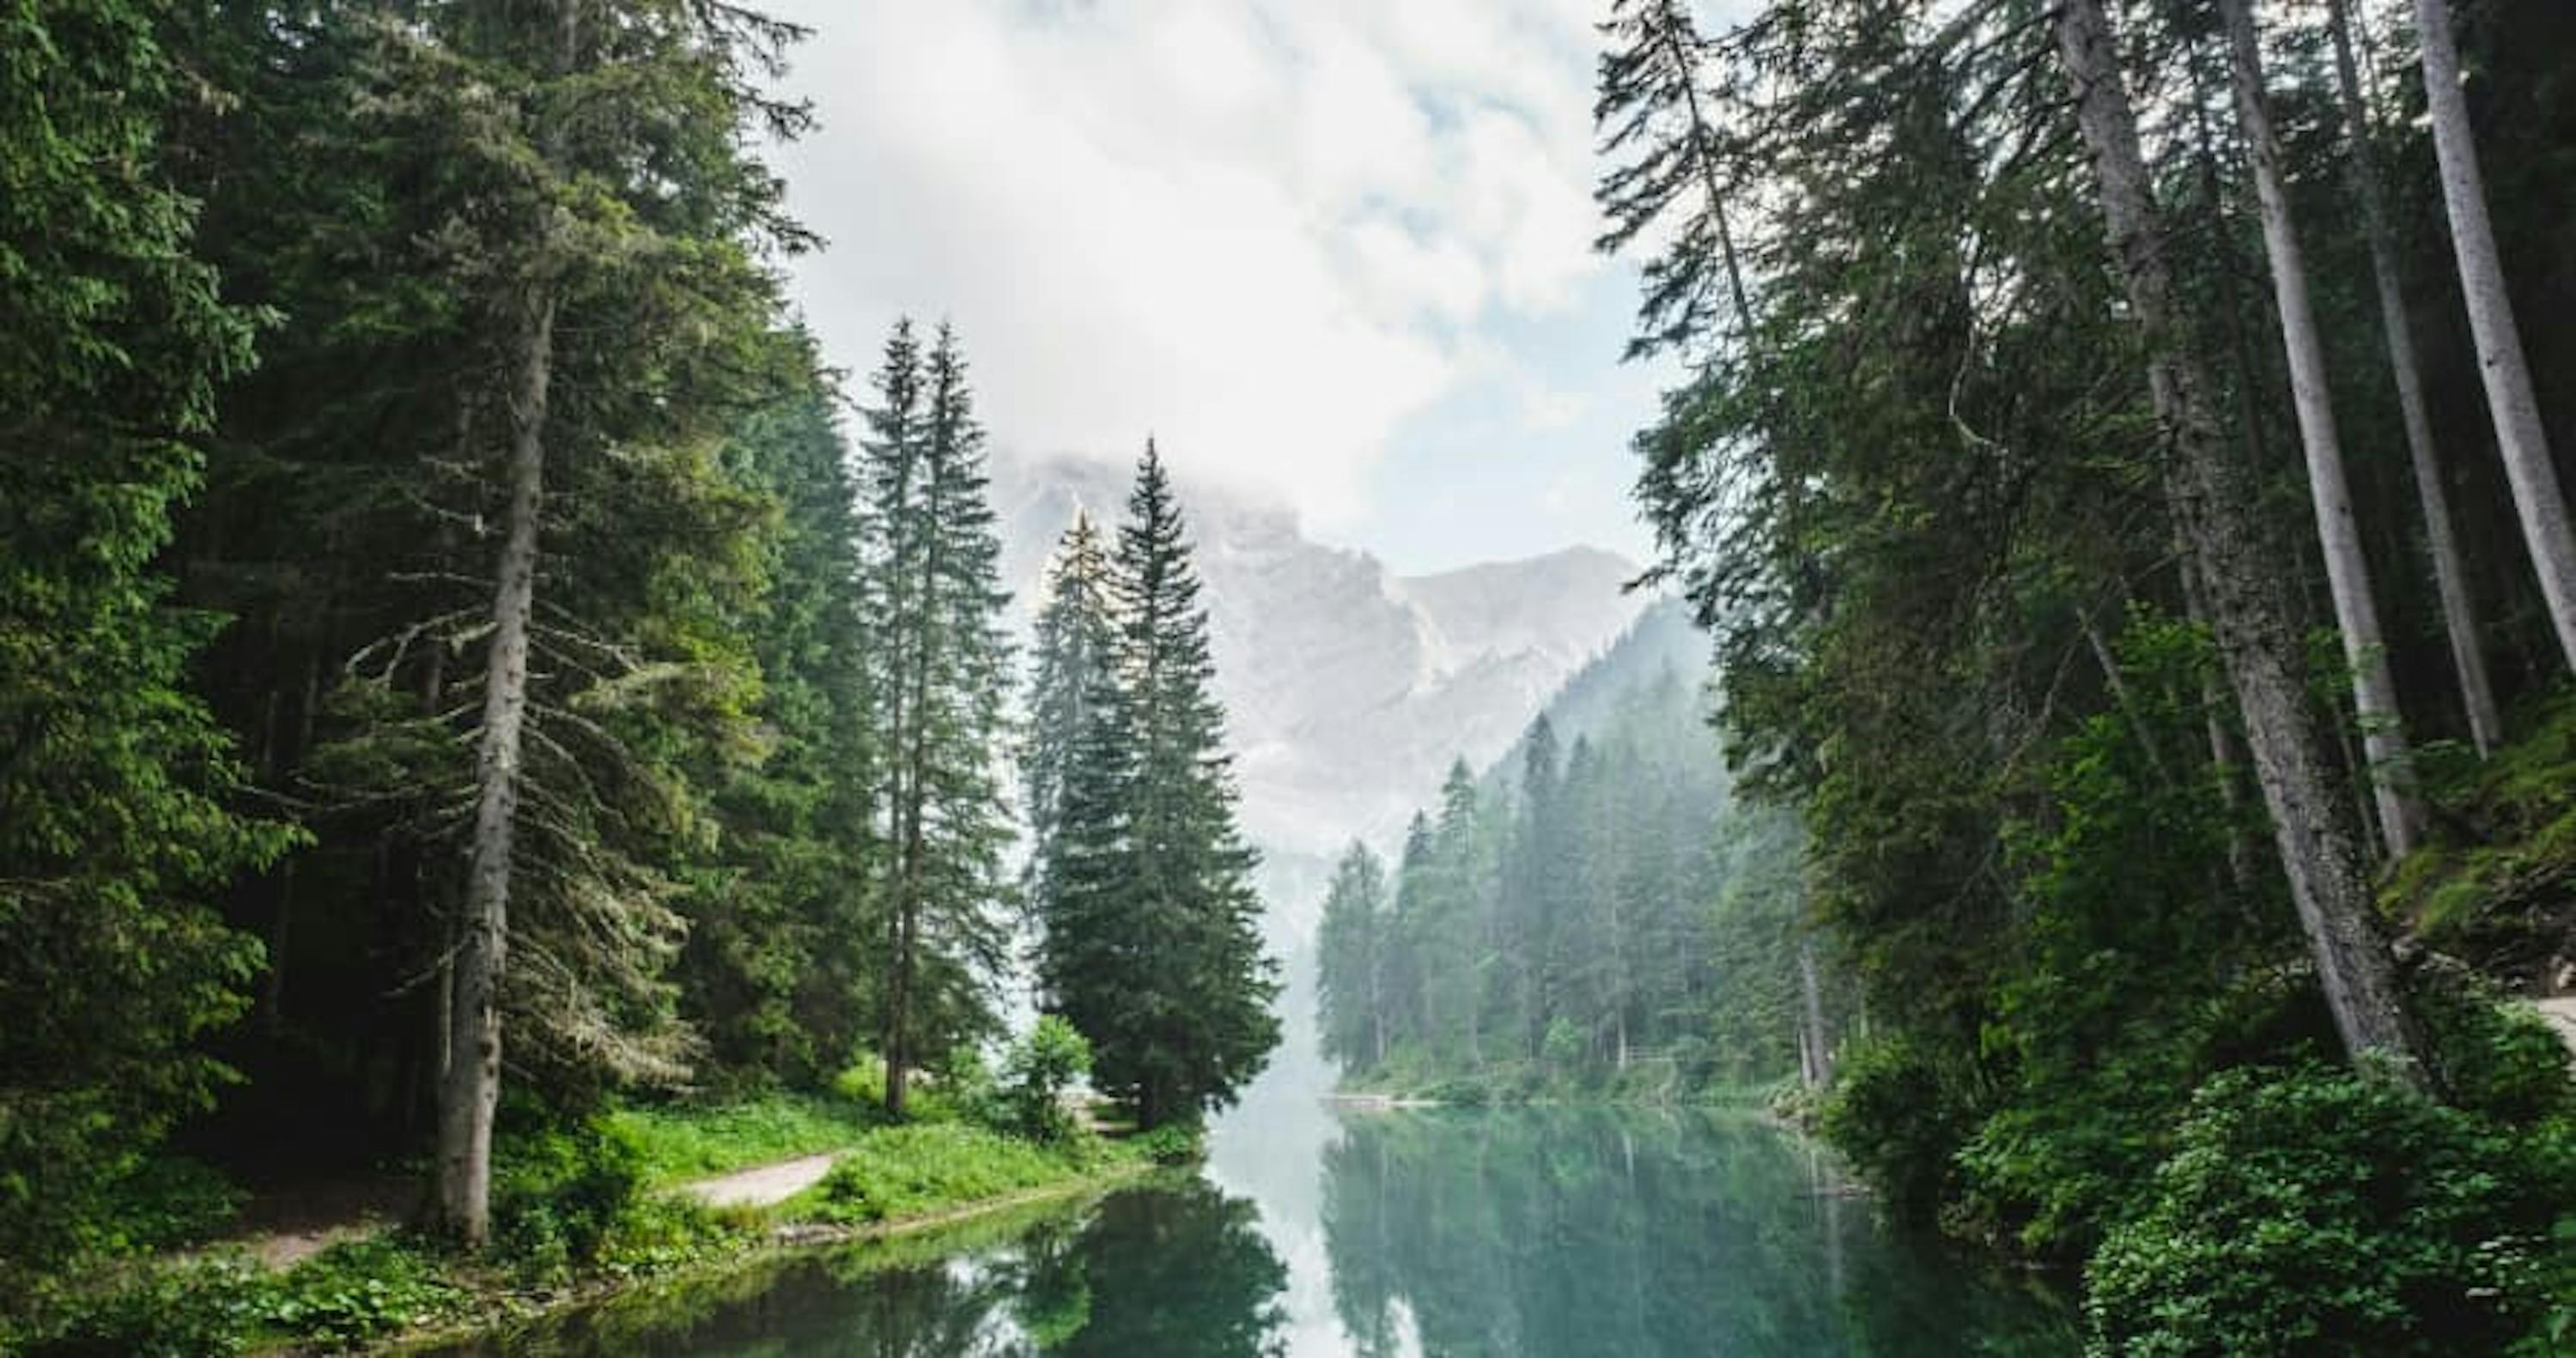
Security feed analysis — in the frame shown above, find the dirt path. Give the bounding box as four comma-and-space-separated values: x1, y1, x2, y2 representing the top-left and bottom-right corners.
678, 1151, 842, 1209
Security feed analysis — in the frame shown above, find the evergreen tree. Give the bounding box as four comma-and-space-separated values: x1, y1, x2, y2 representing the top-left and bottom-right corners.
859, 320, 1014, 1119
1315, 842, 1392, 1074
690, 366, 879, 1085
1040, 441, 1279, 1127
0, 0, 297, 1292
1023, 511, 1118, 917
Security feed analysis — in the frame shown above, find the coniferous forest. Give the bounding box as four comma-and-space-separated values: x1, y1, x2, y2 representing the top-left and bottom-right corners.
1570, 0, 2576, 1352
2, 4, 1276, 1349
15, 0, 2576, 1352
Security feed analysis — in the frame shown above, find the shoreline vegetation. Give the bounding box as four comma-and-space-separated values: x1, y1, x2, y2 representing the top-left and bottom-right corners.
23, 1086, 1188, 1356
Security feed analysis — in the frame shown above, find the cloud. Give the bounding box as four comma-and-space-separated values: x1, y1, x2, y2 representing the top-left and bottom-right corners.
761, 0, 1620, 534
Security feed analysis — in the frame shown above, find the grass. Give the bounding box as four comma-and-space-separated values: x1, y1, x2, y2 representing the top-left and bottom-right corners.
604, 1092, 884, 1188
791, 1123, 1145, 1226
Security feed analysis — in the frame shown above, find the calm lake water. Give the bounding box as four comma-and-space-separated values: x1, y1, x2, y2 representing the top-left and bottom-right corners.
444, 1089, 2075, 1356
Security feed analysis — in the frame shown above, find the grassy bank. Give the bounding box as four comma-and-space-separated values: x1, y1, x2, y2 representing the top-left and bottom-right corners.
9, 1099, 1188, 1356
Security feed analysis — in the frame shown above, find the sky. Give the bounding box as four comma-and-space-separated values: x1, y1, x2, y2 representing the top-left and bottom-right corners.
757, 0, 1675, 575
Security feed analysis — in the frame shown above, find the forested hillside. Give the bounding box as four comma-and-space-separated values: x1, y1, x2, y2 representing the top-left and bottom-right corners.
1, 5, 1273, 1348
1315, 605, 1827, 1101
1592, 0, 2576, 1350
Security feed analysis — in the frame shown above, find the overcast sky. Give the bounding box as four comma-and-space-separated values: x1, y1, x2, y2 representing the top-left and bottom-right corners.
759, 0, 1674, 575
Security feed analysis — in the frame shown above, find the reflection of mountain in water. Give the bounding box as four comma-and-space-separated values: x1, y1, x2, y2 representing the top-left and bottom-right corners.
992, 448, 1650, 944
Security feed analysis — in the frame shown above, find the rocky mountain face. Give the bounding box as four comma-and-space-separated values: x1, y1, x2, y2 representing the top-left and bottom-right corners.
991, 449, 1652, 937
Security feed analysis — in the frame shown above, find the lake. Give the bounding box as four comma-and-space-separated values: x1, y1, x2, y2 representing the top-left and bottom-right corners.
437, 1089, 2075, 1355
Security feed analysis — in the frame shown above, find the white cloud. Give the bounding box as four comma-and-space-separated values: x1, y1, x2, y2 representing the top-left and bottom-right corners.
761, 0, 1623, 535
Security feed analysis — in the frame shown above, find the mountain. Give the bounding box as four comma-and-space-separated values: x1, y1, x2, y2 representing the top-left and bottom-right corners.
990, 448, 1653, 936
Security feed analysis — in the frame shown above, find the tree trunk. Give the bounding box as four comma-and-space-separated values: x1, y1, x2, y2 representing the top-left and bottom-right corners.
1795, 935, 1832, 1089
434, 289, 556, 1247
2411, 0, 2576, 672
2218, 0, 2425, 855
2052, 0, 2423, 1080
2326, 0, 2501, 754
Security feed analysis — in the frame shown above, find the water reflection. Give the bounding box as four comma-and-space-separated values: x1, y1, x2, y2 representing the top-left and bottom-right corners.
431, 1177, 1287, 1357
1310, 1107, 2070, 1356
436, 1106, 2070, 1356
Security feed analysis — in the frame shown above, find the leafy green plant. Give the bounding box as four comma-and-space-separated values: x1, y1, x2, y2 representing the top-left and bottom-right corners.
999, 1016, 1093, 1144
1128, 1122, 1204, 1167
249, 1236, 461, 1348
490, 1117, 647, 1279
2087, 1063, 2566, 1355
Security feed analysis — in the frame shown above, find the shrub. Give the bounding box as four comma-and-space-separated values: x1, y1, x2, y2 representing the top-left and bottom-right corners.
490, 1117, 647, 1279
2087, 1063, 2562, 1355
15, 1256, 264, 1358
249, 1236, 461, 1348
999, 1016, 1092, 1144
1820, 1036, 1972, 1219
1129, 1122, 1204, 1167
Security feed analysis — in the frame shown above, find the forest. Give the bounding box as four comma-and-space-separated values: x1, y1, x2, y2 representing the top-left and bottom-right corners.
1577, 0, 2576, 1351
3, 3, 1274, 1350
18, 0, 2576, 1351
1315, 607, 1826, 1101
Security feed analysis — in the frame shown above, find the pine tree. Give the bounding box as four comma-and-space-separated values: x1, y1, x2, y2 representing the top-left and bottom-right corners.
0, 0, 296, 1288
2214, 0, 2424, 853
1024, 511, 1118, 916
859, 320, 1015, 1119
2050, 0, 2421, 1077
690, 365, 879, 1084
2409, 0, 2576, 671
1316, 842, 1392, 1076
1040, 441, 1279, 1128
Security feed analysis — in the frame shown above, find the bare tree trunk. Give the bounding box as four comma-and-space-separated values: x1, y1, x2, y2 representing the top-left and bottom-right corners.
2218, 0, 2426, 855
2325, 0, 2501, 754
1795, 935, 1832, 1089
2411, 0, 2576, 672
435, 288, 556, 1247
2053, 0, 2423, 1080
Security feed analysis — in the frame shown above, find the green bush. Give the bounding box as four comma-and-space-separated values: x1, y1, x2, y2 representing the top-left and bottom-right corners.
15, 1256, 264, 1358
490, 1117, 647, 1279
1820, 1036, 1972, 1219
999, 1016, 1092, 1144
248, 1236, 461, 1348
2087, 1064, 2565, 1355
1128, 1122, 1204, 1167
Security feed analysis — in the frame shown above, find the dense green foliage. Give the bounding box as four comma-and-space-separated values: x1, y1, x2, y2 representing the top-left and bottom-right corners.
0, 0, 297, 1304
0, 0, 1273, 1336
1594, 0, 2576, 1347
1316, 609, 1824, 1101
2087, 1060, 2573, 1355
1032, 445, 1281, 1129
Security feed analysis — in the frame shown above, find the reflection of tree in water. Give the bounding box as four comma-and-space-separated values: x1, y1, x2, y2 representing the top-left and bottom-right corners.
447, 1180, 1284, 1358
1320, 1110, 2075, 1357
1016, 1179, 1289, 1357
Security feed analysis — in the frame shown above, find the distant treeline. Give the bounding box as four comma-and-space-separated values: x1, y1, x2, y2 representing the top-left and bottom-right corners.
1315, 643, 1825, 1100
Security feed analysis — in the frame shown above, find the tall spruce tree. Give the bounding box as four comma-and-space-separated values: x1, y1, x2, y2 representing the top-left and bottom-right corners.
1040, 442, 1278, 1128
859, 320, 1014, 1119
1023, 511, 1118, 917
690, 367, 879, 1084
0, 0, 297, 1289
